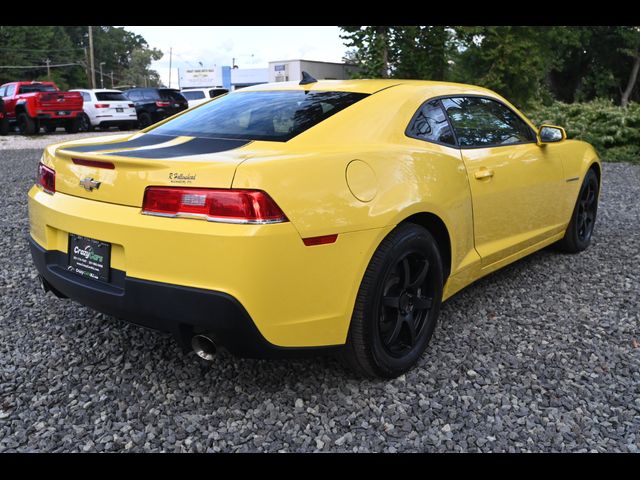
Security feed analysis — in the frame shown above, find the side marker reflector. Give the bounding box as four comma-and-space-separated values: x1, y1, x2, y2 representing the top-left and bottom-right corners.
302, 234, 338, 246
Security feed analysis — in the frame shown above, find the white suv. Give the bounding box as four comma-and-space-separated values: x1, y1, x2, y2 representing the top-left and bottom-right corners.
180, 88, 228, 108
71, 89, 138, 131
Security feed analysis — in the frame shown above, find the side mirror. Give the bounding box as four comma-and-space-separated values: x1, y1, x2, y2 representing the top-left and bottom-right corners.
537, 125, 566, 145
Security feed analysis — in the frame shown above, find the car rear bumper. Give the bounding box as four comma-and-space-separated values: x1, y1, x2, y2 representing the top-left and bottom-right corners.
29, 237, 339, 358
28, 186, 386, 352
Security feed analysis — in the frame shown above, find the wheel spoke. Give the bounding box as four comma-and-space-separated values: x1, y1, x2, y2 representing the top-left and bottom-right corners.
404, 313, 417, 346
414, 296, 432, 310
385, 311, 404, 346
401, 258, 411, 288
383, 296, 401, 309
408, 259, 429, 290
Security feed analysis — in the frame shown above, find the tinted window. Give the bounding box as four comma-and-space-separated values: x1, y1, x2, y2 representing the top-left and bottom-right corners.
181, 91, 205, 100
125, 90, 142, 102
150, 90, 368, 142
96, 91, 127, 101
407, 99, 455, 146
18, 84, 57, 93
441, 97, 535, 147
142, 89, 159, 101
159, 89, 185, 102
209, 89, 227, 98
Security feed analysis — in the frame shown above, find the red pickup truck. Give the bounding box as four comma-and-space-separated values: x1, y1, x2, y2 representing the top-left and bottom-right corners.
0, 98, 9, 135
0, 81, 83, 135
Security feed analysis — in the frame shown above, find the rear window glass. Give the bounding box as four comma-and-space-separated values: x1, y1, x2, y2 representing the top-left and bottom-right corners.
182, 91, 206, 100
96, 92, 127, 101
159, 90, 186, 102
150, 90, 369, 142
19, 84, 57, 93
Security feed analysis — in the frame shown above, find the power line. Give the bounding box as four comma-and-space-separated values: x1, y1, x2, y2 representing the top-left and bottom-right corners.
0, 46, 86, 52
0, 62, 83, 69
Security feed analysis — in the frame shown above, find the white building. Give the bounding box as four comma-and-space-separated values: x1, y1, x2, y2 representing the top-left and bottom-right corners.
268, 59, 359, 83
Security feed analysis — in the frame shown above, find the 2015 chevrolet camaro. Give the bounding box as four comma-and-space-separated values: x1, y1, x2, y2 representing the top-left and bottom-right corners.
28, 77, 601, 378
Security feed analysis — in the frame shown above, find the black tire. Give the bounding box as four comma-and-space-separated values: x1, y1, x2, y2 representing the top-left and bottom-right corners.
341, 223, 444, 379
17, 112, 37, 135
78, 113, 93, 132
0, 118, 8, 136
43, 124, 57, 133
138, 112, 152, 129
556, 168, 600, 253
65, 117, 80, 134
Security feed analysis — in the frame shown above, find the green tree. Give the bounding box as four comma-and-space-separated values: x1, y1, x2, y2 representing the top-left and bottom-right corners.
0, 26, 162, 89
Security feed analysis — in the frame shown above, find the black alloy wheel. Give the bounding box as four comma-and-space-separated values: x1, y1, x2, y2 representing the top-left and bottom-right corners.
379, 251, 434, 358
342, 223, 443, 378
138, 112, 152, 129
557, 168, 600, 253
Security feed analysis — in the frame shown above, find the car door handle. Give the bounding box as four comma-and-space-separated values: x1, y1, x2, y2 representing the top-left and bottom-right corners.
474, 168, 494, 180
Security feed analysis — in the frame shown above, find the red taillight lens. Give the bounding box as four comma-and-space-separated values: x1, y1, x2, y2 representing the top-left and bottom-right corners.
142, 187, 288, 224
37, 163, 55, 194
155, 101, 171, 108
94, 103, 110, 108
128, 103, 135, 108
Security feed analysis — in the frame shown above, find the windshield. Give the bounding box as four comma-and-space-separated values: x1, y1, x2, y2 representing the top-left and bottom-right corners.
96, 92, 127, 101
150, 90, 369, 142
19, 84, 58, 93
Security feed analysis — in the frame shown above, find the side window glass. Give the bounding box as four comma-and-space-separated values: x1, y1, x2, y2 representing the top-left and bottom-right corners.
6, 85, 16, 96
406, 99, 456, 146
81, 92, 91, 102
441, 97, 535, 147
0, 86, 6, 97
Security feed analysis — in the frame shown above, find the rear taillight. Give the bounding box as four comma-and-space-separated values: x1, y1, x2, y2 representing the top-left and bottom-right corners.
128, 103, 135, 108
155, 101, 171, 108
95, 103, 110, 108
142, 187, 288, 224
37, 163, 55, 194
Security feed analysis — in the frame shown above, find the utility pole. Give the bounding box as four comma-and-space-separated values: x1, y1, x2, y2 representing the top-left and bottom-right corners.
88, 26, 96, 89
168, 47, 172, 88
83, 47, 91, 87
45, 59, 51, 79
109, 71, 114, 88
99, 62, 105, 89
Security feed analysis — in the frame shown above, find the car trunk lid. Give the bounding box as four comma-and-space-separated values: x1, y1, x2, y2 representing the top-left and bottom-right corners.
51, 133, 253, 207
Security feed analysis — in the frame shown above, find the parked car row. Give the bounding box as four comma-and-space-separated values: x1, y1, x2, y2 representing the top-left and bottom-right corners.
0, 81, 227, 136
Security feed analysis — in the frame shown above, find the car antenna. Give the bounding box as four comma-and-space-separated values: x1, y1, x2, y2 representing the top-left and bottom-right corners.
299, 71, 317, 85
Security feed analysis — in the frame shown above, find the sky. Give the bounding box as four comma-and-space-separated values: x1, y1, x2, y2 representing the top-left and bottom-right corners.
123, 26, 349, 88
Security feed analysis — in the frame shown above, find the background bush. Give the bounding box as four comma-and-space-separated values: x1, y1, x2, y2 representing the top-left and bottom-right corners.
525, 100, 640, 163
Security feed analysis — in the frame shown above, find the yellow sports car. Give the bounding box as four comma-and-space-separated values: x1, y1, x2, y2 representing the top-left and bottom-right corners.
28, 75, 601, 378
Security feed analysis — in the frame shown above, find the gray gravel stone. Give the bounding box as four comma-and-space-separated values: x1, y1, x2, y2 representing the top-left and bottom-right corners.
0, 148, 639, 452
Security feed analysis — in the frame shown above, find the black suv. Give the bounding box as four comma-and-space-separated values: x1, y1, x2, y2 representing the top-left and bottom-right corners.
0, 98, 9, 135
122, 88, 188, 128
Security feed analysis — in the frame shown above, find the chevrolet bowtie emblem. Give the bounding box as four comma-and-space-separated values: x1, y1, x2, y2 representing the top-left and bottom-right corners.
80, 177, 101, 192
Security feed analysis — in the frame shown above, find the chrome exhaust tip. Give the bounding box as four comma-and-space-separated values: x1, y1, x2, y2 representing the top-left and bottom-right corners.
191, 334, 217, 361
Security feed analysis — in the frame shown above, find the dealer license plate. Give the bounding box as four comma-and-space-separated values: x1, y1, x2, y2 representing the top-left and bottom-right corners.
68, 234, 111, 283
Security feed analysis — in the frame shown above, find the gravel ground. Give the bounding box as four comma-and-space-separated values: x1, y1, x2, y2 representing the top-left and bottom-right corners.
0, 148, 638, 452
